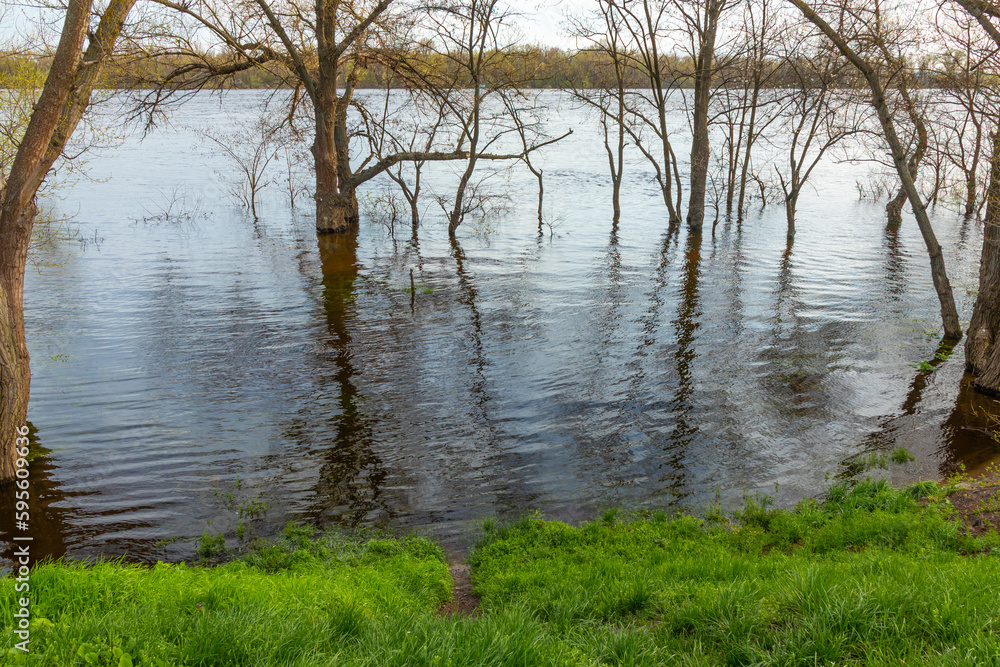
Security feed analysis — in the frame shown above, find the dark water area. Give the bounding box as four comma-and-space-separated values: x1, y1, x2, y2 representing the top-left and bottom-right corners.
1, 90, 996, 565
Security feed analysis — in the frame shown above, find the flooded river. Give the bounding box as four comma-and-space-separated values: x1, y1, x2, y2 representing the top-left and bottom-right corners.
2, 90, 995, 563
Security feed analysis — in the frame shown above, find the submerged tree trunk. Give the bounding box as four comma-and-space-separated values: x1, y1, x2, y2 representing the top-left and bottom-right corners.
314, 72, 361, 234
315, 183, 358, 235
313, 98, 354, 234
603, 110, 625, 224
885, 186, 906, 227
736, 79, 761, 221
966, 131, 1000, 395
449, 155, 478, 238
536, 170, 544, 227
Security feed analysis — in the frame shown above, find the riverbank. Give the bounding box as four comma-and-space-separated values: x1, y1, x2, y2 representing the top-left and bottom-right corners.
4, 477, 1000, 665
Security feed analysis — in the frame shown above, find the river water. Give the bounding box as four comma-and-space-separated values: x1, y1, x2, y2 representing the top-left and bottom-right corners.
2, 90, 995, 563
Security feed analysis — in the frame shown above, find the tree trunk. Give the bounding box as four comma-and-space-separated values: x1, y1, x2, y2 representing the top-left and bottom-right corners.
687, 1, 721, 230
313, 95, 360, 234
0, 202, 36, 483
966, 169, 978, 217
966, 131, 1000, 396
449, 155, 477, 238
736, 79, 760, 221
886, 88, 926, 228
612, 178, 622, 223
536, 170, 544, 227
0, 0, 105, 483
316, 183, 358, 234
785, 192, 797, 240
410, 200, 420, 233
886, 186, 905, 227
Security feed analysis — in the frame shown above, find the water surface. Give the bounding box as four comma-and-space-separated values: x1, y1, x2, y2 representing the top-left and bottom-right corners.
3, 90, 994, 563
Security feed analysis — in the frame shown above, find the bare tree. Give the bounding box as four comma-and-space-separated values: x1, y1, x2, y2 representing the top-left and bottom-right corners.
141, 0, 468, 234
367, 90, 451, 235
869, 5, 930, 228
612, 0, 686, 223
204, 117, 279, 220
567, 0, 631, 223
789, 0, 961, 340
504, 96, 570, 232
411, 0, 569, 237
936, 5, 996, 216
773, 22, 860, 240
728, 0, 781, 221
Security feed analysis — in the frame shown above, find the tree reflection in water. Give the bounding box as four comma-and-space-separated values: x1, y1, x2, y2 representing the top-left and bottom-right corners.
293, 235, 391, 527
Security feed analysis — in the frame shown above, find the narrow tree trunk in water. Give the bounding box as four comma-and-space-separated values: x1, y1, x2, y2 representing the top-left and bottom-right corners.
737, 79, 760, 221
612, 179, 622, 223
536, 170, 544, 227
886, 86, 926, 228
449, 157, 477, 238
410, 200, 420, 233
966, 131, 1000, 396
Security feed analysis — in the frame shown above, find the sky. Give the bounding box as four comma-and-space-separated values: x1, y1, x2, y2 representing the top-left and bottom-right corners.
0, 0, 592, 50
515, 0, 594, 47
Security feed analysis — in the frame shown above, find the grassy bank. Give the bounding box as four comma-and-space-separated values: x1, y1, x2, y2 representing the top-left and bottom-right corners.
4, 478, 1000, 665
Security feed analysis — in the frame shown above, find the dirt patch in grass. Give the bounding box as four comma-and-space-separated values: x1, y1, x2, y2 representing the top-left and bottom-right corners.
948, 475, 1000, 537
438, 563, 480, 617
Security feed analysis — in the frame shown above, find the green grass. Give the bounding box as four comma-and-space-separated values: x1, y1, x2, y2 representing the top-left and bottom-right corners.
5, 480, 1000, 665
470, 479, 1000, 666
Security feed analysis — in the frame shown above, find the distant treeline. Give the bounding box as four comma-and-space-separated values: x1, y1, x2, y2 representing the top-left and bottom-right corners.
0, 47, 944, 91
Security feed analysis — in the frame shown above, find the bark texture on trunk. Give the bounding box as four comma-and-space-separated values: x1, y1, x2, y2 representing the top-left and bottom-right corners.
966, 131, 1000, 396
316, 179, 359, 235
0, 203, 36, 484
